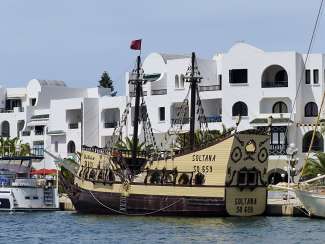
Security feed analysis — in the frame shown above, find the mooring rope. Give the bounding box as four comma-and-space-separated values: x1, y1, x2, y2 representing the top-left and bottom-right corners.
87, 190, 183, 216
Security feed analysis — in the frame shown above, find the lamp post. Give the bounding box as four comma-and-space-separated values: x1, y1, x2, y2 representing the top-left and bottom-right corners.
286, 143, 298, 203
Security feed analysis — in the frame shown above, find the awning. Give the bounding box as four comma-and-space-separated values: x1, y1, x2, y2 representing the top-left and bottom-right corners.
250, 118, 293, 127
47, 130, 66, 136
27, 120, 48, 127
31, 168, 58, 175
31, 114, 49, 120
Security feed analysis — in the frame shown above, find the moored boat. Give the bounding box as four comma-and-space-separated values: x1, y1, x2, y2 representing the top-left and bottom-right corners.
60, 49, 271, 217
0, 155, 59, 211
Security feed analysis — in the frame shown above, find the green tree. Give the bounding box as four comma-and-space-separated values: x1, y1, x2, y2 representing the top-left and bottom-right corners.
301, 152, 325, 179
175, 129, 223, 150
114, 137, 147, 152
0, 137, 30, 156
98, 71, 117, 96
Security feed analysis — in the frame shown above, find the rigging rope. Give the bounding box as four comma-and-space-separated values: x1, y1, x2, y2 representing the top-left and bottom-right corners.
88, 189, 183, 216
274, 0, 324, 174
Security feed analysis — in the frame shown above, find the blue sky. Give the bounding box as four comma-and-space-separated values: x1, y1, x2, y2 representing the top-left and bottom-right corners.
0, 0, 324, 94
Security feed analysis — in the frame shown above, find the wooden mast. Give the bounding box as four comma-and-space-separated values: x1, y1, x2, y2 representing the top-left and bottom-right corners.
189, 52, 199, 150
131, 55, 142, 162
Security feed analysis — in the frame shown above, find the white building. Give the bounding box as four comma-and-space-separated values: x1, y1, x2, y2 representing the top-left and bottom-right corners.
1, 42, 324, 183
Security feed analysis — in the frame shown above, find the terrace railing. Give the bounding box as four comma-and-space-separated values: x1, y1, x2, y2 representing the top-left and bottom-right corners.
151, 89, 167, 95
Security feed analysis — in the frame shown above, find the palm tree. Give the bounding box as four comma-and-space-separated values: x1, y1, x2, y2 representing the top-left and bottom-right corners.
301, 152, 325, 179
0, 136, 31, 156
175, 129, 223, 150
114, 137, 153, 154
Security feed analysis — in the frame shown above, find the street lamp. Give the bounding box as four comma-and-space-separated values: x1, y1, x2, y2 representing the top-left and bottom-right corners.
286, 143, 298, 203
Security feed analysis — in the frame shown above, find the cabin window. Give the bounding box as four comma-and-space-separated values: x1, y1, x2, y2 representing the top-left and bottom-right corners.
194, 172, 205, 185
229, 69, 248, 84
33, 196, 39, 200
25, 196, 30, 200
305, 69, 311, 84
305, 102, 318, 117
178, 173, 190, 185
314, 69, 319, 84
238, 171, 258, 186
238, 172, 247, 186
159, 107, 165, 121
150, 171, 161, 184
247, 172, 257, 185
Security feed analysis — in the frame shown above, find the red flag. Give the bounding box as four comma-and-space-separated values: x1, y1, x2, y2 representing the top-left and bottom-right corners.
130, 39, 142, 50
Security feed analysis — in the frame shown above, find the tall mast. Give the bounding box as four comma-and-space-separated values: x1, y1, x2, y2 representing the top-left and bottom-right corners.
188, 52, 201, 150
131, 55, 142, 162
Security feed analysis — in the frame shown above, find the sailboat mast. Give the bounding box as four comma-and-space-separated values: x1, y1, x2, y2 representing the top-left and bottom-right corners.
131, 55, 142, 162
189, 52, 197, 150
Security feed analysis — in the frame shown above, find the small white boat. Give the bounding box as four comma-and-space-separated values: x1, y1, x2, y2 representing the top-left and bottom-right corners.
0, 156, 59, 211
295, 189, 325, 217
294, 175, 325, 218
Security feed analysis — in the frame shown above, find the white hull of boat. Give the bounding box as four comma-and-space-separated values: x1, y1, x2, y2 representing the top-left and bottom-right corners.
295, 190, 325, 218
0, 186, 59, 212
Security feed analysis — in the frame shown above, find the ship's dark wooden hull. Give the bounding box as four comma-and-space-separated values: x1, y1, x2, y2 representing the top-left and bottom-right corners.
68, 184, 227, 216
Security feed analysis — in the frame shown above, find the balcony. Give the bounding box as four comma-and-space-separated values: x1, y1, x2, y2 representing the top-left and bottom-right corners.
129, 91, 147, 97
0, 107, 24, 113
262, 81, 288, 88
204, 115, 222, 123
68, 123, 79, 129
269, 144, 287, 155
171, 118, 190, 125
104, 121, 118, 128
31, 147, 44, 157
199, 85, 221, 92
151, 89, 167, 95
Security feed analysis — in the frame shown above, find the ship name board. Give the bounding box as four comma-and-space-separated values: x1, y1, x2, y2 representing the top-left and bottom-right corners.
234, 198, 257, 214
192, 154, 216, 162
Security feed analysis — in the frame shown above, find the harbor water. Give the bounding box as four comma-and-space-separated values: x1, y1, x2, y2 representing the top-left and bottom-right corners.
1, 212, 324, 244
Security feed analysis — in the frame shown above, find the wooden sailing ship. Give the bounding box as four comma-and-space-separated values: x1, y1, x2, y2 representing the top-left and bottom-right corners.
60, 52, 270, 216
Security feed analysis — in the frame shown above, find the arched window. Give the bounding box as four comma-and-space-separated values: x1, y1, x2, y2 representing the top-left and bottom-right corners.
180, 74, 185, 88
275, 70, 288, 82
272, 102, 288, 113
262, 65, 288, 88
303, 131, 323, 152
1, 121, 10, 137
232, 102, 248, 116
305, 102, 318, 117
175, 75, 179, 88
67, 141, 76, 154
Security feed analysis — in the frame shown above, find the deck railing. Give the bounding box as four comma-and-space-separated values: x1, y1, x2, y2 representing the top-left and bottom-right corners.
262, 81, 288, 88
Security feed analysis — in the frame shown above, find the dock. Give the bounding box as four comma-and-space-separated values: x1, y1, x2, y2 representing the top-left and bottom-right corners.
59, 194, 75, 211
266, 191, 307, 217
